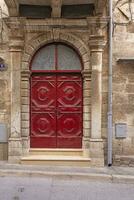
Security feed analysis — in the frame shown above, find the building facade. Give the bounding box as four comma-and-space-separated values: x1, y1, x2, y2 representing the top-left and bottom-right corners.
0, 0, 134, 166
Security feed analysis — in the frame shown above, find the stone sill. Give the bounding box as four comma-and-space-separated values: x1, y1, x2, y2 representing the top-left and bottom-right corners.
117, 58, 134, 64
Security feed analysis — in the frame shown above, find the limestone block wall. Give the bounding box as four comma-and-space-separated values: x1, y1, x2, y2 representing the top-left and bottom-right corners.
0, 0, 9, 160
0, 28, 10, 160
112, 0, 134, 166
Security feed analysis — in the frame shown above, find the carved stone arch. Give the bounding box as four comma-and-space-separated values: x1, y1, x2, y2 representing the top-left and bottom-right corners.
22, 31, 91, 72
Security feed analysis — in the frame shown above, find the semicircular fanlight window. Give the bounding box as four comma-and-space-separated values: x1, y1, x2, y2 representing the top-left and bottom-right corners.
31, 44, 81, 70
31, 45, 55, 70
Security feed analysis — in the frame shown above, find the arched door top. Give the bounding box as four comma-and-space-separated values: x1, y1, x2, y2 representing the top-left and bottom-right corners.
31, 43, 82, 71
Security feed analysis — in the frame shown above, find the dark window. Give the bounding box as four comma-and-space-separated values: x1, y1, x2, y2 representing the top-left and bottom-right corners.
19, 4, 52, 18
61, 4, 94, 19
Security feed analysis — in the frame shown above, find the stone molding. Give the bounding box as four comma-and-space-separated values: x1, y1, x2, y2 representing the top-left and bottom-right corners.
89, 35, 107, 52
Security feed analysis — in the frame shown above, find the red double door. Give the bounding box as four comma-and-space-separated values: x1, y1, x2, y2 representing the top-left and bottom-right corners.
30, 73, 82, 148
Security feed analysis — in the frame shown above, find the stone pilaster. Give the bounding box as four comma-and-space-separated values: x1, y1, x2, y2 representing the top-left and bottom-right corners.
8, 19, 24, 163
82, 70, 91, 157
21, 70, 30, 155
89, 35, 106, 166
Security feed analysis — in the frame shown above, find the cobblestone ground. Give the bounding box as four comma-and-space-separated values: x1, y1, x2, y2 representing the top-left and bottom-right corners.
0, 176, 134, 200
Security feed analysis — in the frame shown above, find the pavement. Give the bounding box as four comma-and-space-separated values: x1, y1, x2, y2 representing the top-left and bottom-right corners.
0, 161, 134, 184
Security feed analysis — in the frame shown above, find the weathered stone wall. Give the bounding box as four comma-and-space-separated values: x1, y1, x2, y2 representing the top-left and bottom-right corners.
112, 0, 134, 166
0, 1, 10, 160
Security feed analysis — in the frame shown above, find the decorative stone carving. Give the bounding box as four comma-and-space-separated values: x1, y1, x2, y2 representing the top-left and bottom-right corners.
51, 0, 62, 18
87, 17, 108, 35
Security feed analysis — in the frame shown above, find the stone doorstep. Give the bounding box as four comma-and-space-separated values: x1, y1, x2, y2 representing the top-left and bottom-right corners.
20, 148, 91, 167
29, 148, 83, 156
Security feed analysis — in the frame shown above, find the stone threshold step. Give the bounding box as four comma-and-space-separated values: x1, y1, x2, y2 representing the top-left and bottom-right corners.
21, 155, 91, 167
29, 148, 83, 156
21, 155, 91, 161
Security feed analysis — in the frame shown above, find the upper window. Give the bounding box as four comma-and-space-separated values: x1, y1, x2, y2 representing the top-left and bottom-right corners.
61, 4, 94, 19
19, 4, 52, 18
31, 44, 82, 71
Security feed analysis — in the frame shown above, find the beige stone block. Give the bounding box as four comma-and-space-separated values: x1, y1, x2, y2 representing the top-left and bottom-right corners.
113, 93, 128, 105
37, 36, 47, 44
22, 113, 29, 121
83, 105, 90, 113
83, 97, 91, 105
84, 62, 91, 70
22, 53, 31, 62
113, 139, 123, 155
102, 92, 108, 104
21, 121, 29, 129
83, 128, 90, 137
8, 156, 21, 164
126, 84, 134, 93
0, 143, 8, 160
122, 138, 134, 154
102, 128, 107, 139
83, 81, 90, 89
83, 53, 90, 62
83, 89, 90, 97
128, 94, 134, 105
22, 62, 29, 70
127, 126, 134, 138
9, 140, 22, 149
128, 74, 134, 83
113, 104, 127, 122
22, 128, 29, 137
82, 138, 90, 149
25, 46, 34, 55
79, 46, 87, 55
83, 121, 90, 129
113, 75, 127, 84
60, 33, 69, 42
113, 83, 126, 92
21, 105, 29, 113
21, 81, 29, 89
90, 158, 104, 167
21, 97, 29, 105
102, 78, 108, 92
30, 39, 41, 49
83, 113, 91, 121
21, 89, 29, 97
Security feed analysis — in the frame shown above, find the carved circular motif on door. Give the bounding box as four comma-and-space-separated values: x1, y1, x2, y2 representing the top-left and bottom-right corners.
58, 115, 81, 137
37, 118, 50, 133
64, 118, 75, 133
37, 87, 49, 101
64, 87, 75, 101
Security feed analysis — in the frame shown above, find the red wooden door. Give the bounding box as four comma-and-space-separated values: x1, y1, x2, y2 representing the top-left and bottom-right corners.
57, 74, 82, 148
31, 74, 57, 148
30, 73, 82, 148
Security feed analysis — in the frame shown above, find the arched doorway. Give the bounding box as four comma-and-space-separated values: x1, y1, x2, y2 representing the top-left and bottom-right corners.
30, 43, 83, 148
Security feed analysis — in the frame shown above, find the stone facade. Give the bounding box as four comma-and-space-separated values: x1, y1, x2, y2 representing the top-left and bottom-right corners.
0, 0, 134, 166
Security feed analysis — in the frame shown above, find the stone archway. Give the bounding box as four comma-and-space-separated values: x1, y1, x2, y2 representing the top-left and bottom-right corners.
21, 31, 91, 155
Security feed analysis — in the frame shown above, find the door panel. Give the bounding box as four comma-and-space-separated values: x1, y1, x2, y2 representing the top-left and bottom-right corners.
30, 74, 57, 148
57, 74, 82, 148
30, 73, 82, 148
